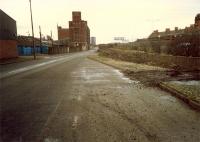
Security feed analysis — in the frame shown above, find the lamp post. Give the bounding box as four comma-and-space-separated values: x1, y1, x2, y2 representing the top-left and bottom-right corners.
29, 0, 36, 60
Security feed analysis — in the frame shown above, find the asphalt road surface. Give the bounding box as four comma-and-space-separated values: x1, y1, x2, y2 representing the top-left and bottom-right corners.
1, 51, 200, 142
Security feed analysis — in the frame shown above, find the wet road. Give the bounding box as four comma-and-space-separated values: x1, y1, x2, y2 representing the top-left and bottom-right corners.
1, 51, 200, 142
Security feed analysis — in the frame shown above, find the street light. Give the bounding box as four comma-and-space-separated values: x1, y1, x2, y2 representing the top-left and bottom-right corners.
29, 0, 36, 60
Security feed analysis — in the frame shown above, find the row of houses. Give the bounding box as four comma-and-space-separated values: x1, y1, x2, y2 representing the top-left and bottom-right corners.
129, 13, 200, 57
149, 14, 200, 40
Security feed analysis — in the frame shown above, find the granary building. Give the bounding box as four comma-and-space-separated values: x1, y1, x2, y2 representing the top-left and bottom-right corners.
57, 11, 90, 51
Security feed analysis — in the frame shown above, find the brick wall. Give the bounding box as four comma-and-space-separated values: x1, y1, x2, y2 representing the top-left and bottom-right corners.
0, 40, 18, 59
48, 46, 84, 54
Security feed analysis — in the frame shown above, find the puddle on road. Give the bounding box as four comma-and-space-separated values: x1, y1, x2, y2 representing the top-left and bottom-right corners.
44, 138, 61, 142
84, 79, 111, 83
108, 86, 122, 89
44, 57, 50, 59
72, 68, 111, 83
71, 67, 140, 85
113, 69, 140, 84
69, 95, 82, 101
77, 95, 82, 101
79, 69, 108, 80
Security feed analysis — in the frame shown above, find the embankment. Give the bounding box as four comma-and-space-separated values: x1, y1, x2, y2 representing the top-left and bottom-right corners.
99, 48, 200, 71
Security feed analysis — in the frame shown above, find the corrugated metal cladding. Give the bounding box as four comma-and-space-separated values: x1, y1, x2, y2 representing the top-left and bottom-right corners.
0, 9, 17, 40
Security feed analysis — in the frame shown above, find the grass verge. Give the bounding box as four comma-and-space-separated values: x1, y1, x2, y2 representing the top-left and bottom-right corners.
88, 54, 166, 72
89, 54, 200, 110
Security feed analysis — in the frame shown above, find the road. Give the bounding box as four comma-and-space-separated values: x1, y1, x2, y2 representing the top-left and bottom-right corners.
1, 51, 200, 142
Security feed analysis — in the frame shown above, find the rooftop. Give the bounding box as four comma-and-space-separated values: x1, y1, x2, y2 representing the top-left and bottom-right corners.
195, 13, 200, 22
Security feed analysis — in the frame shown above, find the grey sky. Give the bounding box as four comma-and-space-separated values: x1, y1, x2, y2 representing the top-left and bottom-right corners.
1, 0, 200, 43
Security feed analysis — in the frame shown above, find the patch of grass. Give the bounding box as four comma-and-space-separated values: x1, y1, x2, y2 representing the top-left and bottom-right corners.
88, 54, 166, 72
163, 82, 200, 103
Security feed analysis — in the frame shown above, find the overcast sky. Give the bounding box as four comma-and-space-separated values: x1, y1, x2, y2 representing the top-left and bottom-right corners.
1, 0, 199, 43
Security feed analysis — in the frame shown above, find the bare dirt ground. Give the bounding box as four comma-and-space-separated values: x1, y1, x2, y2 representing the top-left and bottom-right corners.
88, 54, 200, 86
89, 54, 200, 108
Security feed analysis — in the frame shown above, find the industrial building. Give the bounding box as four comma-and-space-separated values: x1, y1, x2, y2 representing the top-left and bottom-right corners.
195, 13, 200, 28
58, 11, 90, 51
90, 37, 96, 46
0, 9, 18, 59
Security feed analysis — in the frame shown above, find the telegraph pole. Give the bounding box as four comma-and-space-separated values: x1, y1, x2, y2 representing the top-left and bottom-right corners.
57, 24, 60, 48
29, 0, 36, 60
39, 26, 42, 53
51, 30, 53, 47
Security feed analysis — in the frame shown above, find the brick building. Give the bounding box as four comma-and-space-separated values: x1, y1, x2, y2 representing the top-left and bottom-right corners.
147, 13, 200, 56
148, 27, 185, 41
195, 13, 200, 28
149, 13, 200, 41
0, 10, 18, 59
57, 11, 90, 50
90, 37, 96, 46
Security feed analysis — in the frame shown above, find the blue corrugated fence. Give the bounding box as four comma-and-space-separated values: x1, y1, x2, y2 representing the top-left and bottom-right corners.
17, 46, 48, 56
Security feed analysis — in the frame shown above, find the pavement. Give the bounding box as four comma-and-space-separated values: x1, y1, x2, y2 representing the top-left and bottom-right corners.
0, 52, 90, 79
0, 50, 200, 142
0, 54, 58, 65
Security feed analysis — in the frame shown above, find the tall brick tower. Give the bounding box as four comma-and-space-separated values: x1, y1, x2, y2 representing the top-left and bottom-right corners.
72, 11, 81, 22
195, 13, 200, 28
69, 11, 90, 50
57, 11, 90, 51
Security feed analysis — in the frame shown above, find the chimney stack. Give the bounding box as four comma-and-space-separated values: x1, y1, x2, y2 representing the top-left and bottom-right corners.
175, 27, 178, 32
165, 28, 170, 33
